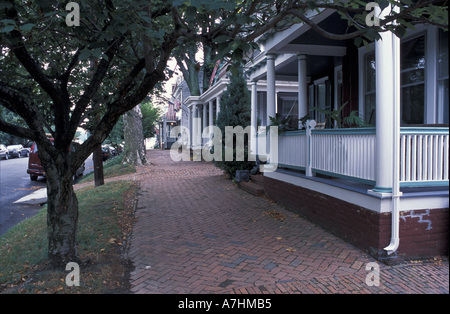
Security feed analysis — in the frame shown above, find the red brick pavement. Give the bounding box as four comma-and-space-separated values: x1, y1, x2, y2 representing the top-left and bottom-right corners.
127, 150, 449, 294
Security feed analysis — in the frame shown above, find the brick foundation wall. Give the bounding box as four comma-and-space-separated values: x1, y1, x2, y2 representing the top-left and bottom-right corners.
263, 176, 449, 261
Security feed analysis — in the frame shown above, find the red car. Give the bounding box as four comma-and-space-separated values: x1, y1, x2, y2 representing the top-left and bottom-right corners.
27, 141, 85, 181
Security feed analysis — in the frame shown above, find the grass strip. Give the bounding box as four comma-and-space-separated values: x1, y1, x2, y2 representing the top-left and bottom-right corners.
79, 156, 136, 183
0, 180, 137, 294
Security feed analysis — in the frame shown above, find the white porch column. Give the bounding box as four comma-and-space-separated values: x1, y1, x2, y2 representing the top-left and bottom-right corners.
298, 54, 308, 128
216, 96, 221, 118
266, 54, 277, 164
266, 54, 276, 124
372, 6, 400, 194
192, 104, 198, 147
209, 100, 213, 138
189, 106, 193, 149
202, 104, 207, 146
250, 80, 258, 155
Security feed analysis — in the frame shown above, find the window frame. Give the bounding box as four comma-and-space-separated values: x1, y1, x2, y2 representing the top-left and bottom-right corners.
358, 25, 445, 125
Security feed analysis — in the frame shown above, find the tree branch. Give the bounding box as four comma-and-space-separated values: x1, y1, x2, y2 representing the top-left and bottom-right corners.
0, 118, 36, 141
0, 82, 47, 141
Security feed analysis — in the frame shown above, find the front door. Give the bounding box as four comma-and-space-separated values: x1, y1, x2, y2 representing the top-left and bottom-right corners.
309, 76, 332, 128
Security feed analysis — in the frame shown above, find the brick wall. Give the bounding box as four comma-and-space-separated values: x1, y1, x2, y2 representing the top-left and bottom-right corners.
263, 176, 449, 261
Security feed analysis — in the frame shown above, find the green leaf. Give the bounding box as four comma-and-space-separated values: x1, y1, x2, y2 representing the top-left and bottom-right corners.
214, 35, 231, 44
1, 25, 15, 33
185, 6, 197, 19
19, 24, 35, 32
0, 2, 13, 10
0, 19, 16, 25
306, 0, 316, 10
365, 27, 380, 41
78, 49, 92, 61
91, 48, 103, 59
393, 25, 406, 38
171, 0, 186, 6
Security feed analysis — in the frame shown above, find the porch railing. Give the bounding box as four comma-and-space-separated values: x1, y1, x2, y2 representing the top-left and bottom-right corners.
270, 124, 449, 187
399, 128, 449, 185
311, 128, 376, 184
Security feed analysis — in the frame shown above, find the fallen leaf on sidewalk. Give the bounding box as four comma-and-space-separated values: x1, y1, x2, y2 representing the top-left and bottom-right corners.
263, 210, 286, 221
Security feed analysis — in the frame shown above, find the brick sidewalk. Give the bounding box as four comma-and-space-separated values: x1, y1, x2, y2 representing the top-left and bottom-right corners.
128, 150, 449, 294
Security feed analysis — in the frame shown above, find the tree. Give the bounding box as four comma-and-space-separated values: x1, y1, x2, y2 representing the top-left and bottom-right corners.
141, 100, 161, 139
215, 72, 253, 179
0, 0, 447, 267
105, 98, 160, 166
123, 103, 148, 165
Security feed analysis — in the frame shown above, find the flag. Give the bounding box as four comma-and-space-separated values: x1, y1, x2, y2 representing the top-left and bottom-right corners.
174, 99, 181, 112
209, 60, 221, 88
166, 101, 175, 121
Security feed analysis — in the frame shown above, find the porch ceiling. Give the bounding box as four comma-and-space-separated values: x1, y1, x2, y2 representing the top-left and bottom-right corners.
276, 55, 340, 79
273, 12, 355, 53
251, 12, 353, 82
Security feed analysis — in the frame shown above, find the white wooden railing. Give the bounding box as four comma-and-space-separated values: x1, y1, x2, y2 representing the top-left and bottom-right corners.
271, 123, 449, 187
277, 131, 307, 170
399, 128, 449, 185
311, 128, 376, 183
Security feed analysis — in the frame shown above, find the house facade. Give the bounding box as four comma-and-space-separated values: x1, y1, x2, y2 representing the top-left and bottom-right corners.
180, 7, 448, 262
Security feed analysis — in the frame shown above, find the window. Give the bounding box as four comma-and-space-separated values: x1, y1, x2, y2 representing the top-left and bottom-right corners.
309, 77, 332, 127
361, 34, 427, 125
277, 92, 298, 128
257, 91, 267, 126
363, 52, 376, 125
400, 35, 425, 124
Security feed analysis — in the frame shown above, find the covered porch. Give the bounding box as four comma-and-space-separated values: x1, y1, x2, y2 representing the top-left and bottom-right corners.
247, 9, 449, 195
246, 7, 449, 260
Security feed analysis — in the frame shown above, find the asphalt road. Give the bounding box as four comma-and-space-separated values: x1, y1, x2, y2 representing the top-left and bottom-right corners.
0, 155, 93, 237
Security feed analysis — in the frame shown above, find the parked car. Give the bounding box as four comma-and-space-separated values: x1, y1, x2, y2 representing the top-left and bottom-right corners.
109, 146, 117, 157
6, 144, 29, 158
101, 146, 111, 161
0, 144, 9, 160
27, 141, 85, 181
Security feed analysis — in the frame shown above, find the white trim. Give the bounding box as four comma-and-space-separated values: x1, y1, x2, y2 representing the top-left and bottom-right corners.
313, 76, 329, 85
358, 25, 444, 125
264, 171, 449, 214
277, 44, 347, 56
425, 26, 438, 123
263, 9, 334, 53
248, 53, 298, 82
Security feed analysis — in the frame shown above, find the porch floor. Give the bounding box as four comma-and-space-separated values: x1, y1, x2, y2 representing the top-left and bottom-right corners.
273, 167, 449, 200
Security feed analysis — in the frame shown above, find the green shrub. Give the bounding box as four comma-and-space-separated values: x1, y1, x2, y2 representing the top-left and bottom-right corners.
214, 72, 255, 179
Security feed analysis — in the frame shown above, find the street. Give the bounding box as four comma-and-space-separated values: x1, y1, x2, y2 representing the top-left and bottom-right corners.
0, 155, 93, 237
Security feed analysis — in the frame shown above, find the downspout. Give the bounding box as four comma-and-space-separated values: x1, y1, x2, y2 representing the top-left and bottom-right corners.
384, 5, 402, 255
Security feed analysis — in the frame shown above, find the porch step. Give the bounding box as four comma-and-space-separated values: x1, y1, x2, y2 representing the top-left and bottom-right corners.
237, 174, 265, 197
250, 174, 264, 186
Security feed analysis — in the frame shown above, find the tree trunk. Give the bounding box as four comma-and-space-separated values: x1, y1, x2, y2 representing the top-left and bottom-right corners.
46, 169, 79, 267
93, 144, 104, 187
93, 113, 104, 187
123, 103, 148, 165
